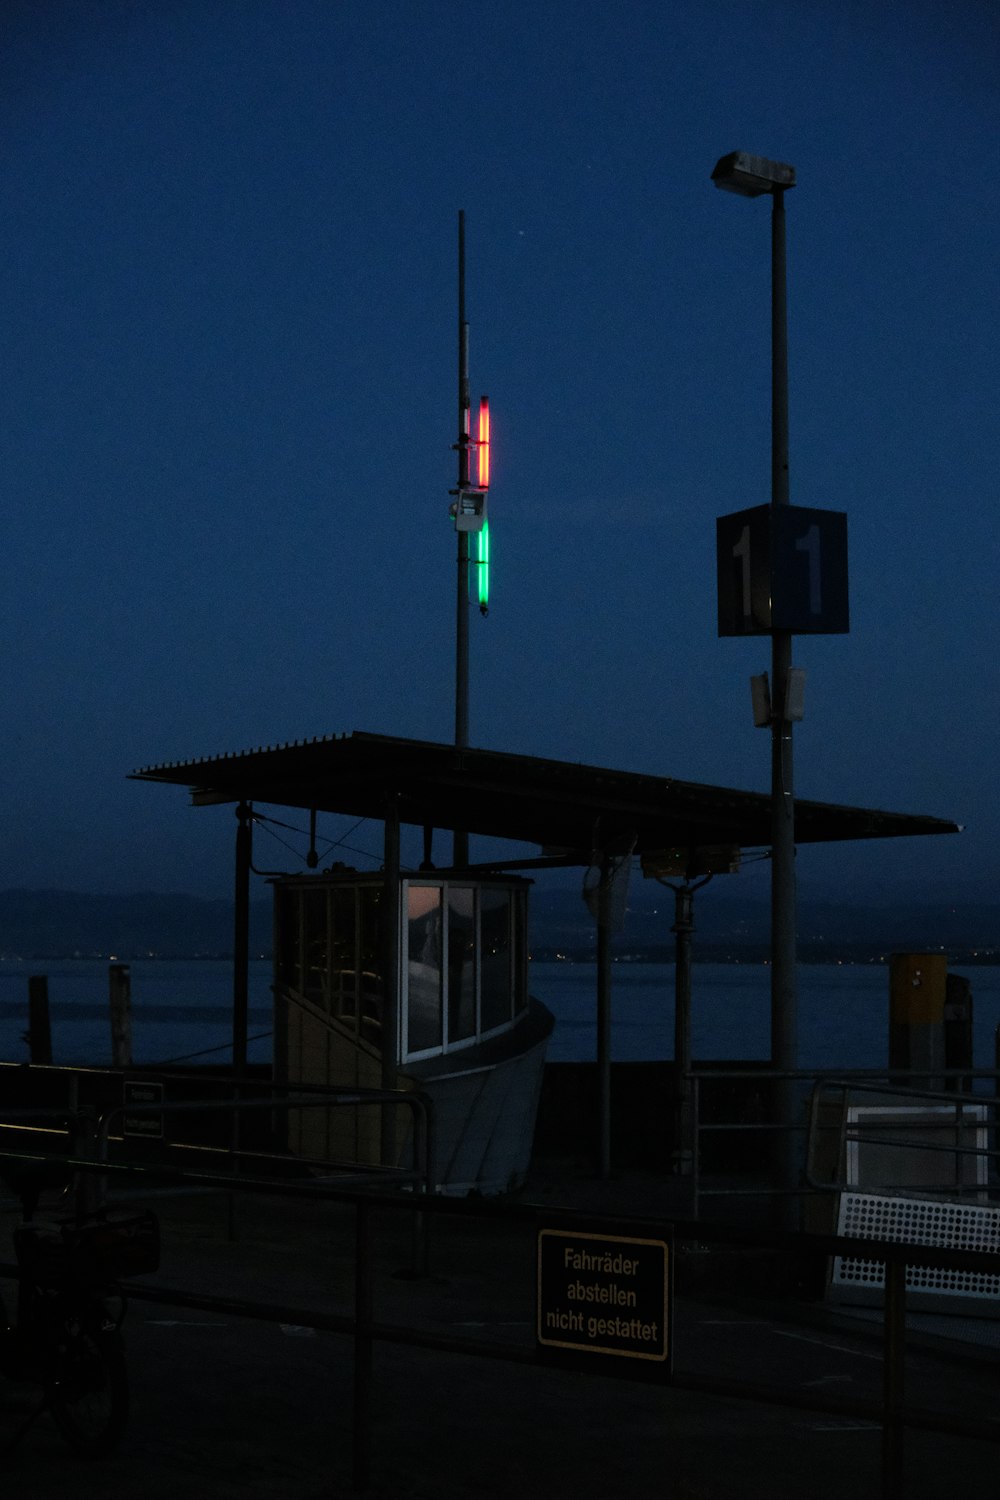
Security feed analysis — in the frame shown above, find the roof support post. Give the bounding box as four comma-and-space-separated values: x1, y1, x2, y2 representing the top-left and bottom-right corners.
769, 183, 799, 1229
232, 802, 252, 1078
595, 858, 613, 1180
380, 800, 401, 1167
229, 802, 252, 1236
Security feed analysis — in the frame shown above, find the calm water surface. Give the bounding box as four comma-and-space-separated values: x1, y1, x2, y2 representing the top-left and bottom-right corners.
2, 958, 999, 1073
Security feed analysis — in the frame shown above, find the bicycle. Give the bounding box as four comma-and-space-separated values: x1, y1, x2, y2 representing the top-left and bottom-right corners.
1, 1163, 158, 1458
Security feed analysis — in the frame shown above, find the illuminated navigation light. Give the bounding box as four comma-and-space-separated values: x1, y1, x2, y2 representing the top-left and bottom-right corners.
477, 396, 490, 490
474, 518, 490, 614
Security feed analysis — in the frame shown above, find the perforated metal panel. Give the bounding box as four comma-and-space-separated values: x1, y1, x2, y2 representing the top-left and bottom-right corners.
833, 1191, 1000, 1303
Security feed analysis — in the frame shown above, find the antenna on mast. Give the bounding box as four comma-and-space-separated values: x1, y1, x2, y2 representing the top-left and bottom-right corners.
458, 211, 470, 491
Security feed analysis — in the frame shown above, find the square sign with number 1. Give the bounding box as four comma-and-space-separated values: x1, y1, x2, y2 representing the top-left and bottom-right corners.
716, 503, 849, 636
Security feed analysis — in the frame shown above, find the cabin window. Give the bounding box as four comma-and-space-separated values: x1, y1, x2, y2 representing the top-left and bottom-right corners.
275, 880, 385, 1047
330, 886, 357, 1026
402, 881, 527, 1062
480, 889, 512, 1033
302, 887, 328, 1009
357, 885, 384, 1047
446, 887, 477, 1043
276, 885, 301, 993
406, 885, 443, 1053
276, 876, 526, 1065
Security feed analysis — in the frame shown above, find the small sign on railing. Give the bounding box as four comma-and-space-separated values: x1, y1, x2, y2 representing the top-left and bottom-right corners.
122, 1079, 164, 1139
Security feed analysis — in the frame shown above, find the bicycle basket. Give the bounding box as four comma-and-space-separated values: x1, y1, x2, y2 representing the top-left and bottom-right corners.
14, 1211, 160, 1284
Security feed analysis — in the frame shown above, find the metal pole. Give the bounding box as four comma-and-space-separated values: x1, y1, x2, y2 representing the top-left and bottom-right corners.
380, 801, 400, 1167
691, 1074, 701, 1219
770, 186, 798, 1222
454, 211, 470, 868
352, 1197, 374, 1492
672, 885, 694, 1175
230, 802, 252, 1241
596, 860, 613, 1179
771, 188, 791, 510
232, 803, 252, 1078
882, 1257, 906, 1499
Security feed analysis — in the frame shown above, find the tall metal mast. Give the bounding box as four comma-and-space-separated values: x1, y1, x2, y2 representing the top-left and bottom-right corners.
449, 211, 491, 866
453, 211, 471, 867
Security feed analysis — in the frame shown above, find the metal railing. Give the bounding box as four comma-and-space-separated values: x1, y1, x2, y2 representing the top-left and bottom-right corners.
689, 1065, 1000, 1219
2, 1133, 1000, 1498
806, 1076, 999, 1198
1, 1077, 436, 1274
0, 1066, 435, 1195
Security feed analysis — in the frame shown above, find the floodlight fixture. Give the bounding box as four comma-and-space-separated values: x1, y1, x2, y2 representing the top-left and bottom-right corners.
450, 488, 487, 533
711, 152, 795, 198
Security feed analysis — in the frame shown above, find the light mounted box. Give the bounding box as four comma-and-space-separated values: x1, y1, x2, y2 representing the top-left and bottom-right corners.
450, 489, 488, 533
711, 152, 796, 198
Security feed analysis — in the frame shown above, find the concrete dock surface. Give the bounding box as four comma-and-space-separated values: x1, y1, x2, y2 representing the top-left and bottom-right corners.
3, 1166, 1000, 1499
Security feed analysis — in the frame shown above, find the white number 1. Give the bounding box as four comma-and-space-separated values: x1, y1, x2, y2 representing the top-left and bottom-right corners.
732, 525, 751, 617
795, 524, 822, 614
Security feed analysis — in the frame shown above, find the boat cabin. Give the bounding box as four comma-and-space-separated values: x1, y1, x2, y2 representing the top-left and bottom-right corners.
272, 869, 549, 1189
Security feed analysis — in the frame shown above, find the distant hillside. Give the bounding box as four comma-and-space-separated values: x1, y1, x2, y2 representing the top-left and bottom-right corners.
0, 890, 272, 960
0, 884, 997, 963
529, 885, 1000, 962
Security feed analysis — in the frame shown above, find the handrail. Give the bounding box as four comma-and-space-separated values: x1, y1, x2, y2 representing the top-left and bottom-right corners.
95, 1086, 435, 1200
3, 1141, 1000, 1266
688, 1064, 1000, 1217
806, 1076, 999, 1197
0, 1078, 435, 1201
0, 1081, 435, 1273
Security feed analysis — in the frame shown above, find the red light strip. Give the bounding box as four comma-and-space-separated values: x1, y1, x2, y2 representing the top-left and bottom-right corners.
477, 396, 490, 489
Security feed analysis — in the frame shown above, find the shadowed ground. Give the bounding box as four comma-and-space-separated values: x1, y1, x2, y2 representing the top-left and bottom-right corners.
3, 1173, 999, 1498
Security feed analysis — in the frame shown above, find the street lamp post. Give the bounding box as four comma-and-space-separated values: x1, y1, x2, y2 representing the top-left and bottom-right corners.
712, 152, 799, 1218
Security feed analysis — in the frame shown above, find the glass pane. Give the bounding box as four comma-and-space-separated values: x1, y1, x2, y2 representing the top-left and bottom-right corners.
406, 886, 442, 1053
302, 888, 328, 1007
330, 887, 357, 1026
446, 887, 476, 1043
481, 889, 512, 1032
276, 886, 301, 992
357, 885, 385, 1048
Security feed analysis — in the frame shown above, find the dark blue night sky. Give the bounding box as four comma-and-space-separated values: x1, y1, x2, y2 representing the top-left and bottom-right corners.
1, 1, 997, 904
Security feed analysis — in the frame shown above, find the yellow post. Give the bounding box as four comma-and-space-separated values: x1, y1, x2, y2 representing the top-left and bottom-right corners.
889, 953, 947, 1086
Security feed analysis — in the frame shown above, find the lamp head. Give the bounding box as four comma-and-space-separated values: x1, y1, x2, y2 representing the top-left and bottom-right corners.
711, 152, 795, 197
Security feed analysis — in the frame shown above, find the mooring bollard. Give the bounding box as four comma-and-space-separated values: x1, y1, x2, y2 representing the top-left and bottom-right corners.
26, 974, 53, 1064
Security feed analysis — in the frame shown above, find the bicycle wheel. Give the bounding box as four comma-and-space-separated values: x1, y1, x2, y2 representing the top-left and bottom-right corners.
46, 1320, 129, 1458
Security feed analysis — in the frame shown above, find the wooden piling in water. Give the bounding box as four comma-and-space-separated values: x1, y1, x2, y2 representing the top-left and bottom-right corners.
109, 962, 132, 1067
27, 974, 53, 1064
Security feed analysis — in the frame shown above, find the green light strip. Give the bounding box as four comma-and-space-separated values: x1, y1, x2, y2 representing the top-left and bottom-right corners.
477, 519, 490, 607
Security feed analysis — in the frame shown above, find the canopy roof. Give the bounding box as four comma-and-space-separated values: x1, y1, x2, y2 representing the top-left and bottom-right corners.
131, 730, 959, 862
